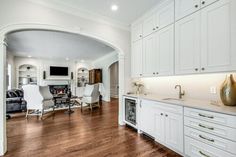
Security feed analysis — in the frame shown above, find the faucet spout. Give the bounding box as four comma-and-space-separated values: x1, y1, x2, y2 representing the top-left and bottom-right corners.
175, 85, 185, 99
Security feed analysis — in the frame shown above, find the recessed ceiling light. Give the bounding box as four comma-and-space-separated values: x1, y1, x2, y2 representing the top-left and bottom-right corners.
28, 55, 32, 58
111, 5, 118, 11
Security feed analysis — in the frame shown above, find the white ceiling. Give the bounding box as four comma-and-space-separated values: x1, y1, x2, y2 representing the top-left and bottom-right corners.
6, 30, 114, 61
30, 0, 161, 26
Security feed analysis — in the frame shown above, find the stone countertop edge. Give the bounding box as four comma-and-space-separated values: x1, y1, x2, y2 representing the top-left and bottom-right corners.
123, 94, 236, 116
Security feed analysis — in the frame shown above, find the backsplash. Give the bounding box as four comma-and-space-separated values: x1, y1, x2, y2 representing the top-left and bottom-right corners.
137, 73, 236, 102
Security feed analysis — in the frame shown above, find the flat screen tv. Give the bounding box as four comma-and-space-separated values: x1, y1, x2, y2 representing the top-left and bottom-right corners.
50, 66, 68, 76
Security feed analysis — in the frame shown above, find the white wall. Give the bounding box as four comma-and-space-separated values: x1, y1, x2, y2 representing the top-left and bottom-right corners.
110, 62, 119, 98
138, 73, 235, 102
93, 52, 118, 102
0, 0, 131, 98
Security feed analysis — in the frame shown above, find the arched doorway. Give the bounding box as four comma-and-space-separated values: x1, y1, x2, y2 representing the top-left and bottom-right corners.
0, 23, 125, 155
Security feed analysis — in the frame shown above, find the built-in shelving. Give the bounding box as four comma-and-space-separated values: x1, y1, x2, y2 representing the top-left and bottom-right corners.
18, 64, 37, 88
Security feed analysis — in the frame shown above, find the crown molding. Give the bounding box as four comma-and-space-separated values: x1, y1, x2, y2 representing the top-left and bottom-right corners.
27, 0, 130, 31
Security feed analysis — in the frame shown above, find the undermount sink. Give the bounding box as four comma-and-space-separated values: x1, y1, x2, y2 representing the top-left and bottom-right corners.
162, 98, 184, 101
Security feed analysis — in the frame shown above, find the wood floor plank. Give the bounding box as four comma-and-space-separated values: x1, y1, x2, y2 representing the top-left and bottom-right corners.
4, 99, 182, 157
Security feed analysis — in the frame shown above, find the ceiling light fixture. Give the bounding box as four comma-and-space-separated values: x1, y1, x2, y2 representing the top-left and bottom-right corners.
28, 55, 32, 58
66, 57, 69, 61
111, 5, 118, 11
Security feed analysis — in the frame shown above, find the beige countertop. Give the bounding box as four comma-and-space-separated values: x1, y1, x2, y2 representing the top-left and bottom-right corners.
123, 93, 236, 116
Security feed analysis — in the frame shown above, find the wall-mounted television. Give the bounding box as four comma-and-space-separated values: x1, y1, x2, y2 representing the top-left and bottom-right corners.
50, 66, 68, 76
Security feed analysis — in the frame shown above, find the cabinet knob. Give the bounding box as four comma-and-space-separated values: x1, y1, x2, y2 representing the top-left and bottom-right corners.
201, 68, 205, 71
165, 114, 168, 117
139, 35, 142, 37
140, 74, 142, 76
195, 4, 199, 8
153, 28, 156, 31
156, 72, 159, 75
202, 1, 205, 5
160, 113, 163, 116
156, 26, 159, 29
195, 68, 198, 71
153, 72, 155, 75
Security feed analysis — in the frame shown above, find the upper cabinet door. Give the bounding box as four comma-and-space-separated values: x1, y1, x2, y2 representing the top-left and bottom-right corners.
200, 0, 219, 8
175, 0, 200, 20
156, 25, 174, 76
142, 34, 157, 77
131, 40, 143, 78
175, 12, 201, 75
201, 0, 236, 73
155, 0, 174, 30
131, 22, 143, 42
143, 15, 156, 37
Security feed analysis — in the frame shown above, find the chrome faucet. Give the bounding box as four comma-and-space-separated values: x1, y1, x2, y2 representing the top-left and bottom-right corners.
175, 85, 185, 99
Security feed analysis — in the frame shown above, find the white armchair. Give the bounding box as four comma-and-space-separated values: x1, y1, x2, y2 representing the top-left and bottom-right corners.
81, 83, 100, 112
22, 85, 54, 119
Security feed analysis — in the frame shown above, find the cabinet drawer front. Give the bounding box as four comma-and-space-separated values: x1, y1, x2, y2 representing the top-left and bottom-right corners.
184, 117, 236, 141
184, 107, 236, 128
185, 126, 236, 154
144, 100, 183, 114
185, 136, 235, 157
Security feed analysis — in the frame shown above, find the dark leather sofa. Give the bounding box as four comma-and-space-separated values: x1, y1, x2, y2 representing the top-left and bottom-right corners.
6, 89, 26, 118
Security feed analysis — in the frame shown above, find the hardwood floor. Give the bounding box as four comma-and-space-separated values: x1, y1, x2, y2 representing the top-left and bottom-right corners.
5, 99, 182, 157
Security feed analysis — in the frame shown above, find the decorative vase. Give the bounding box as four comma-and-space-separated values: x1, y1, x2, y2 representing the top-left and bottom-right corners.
220, 74, 236, 106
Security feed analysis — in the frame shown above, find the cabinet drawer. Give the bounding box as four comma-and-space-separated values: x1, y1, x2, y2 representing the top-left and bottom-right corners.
142, 99, 183, 114
185, 136, 235, 157
185, 126, 236, 155
184, 107, 236, 128
184, 117, 236, 141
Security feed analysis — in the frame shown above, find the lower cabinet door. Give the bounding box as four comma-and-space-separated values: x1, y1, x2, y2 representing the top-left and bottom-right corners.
165, 112, 184, 153
140, 101, 155, 137
185, 136, 235, 157
154, 109, 165, 143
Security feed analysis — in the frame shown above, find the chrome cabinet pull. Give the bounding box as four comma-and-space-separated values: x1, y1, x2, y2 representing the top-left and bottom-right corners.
199, 135, 215, 142
199, 151, 211, 157
202, 1, 206, 5
199, 124, 214, 130
195, 4, 199, 8
198, 113, 214, 119
195, 68, 198, 71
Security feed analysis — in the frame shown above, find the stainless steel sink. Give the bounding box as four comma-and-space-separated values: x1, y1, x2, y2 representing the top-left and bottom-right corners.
162, 98, 184, 101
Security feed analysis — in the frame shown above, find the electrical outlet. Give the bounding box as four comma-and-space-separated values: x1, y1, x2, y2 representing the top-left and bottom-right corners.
210, 86, 217, 94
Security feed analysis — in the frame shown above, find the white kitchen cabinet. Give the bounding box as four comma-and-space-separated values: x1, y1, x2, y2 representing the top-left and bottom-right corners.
142, 34, 157, 77
175, 12, 201, 75
175, 0, 219, 20
131, 22, 143, 42
140, 100, 184, 154
143, 15, 156, 37
131, 40, 143, 77
154, 109, 165, 143
200, 0, 236, 73
176, 0, 236, 75
155, 0, 174, 30
139, 100, 156, 137
175, 0, 200, 20
142, 24, 174, 77
165, 111, 184, 153
156, 25, 174, 76
143, 0, 174, 37
185, 136, 235, 157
